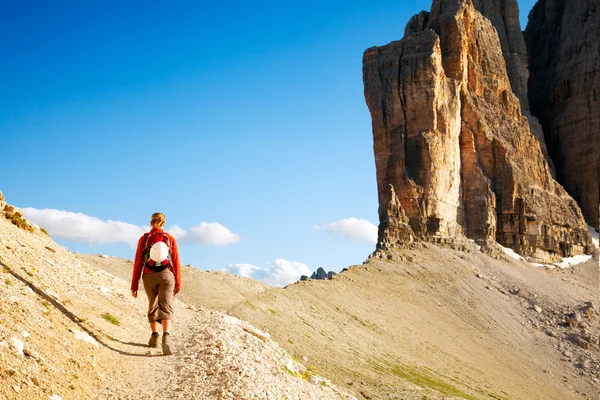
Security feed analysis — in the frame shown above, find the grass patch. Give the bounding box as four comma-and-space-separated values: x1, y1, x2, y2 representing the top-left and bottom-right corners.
4, 278, 12, 286
40, 227, 49, 236
102, 312, 120, 326
282, 365, 297, 377
42, 301, 51, 310
243, 300, 257, 310
366, 357, 477, 400
268, 308, 277, 315
283, 363, 320, 382
301, 365, 318, 381
5, 212, 34, 232
298, 316, 314, 328
288, 339, 294, 345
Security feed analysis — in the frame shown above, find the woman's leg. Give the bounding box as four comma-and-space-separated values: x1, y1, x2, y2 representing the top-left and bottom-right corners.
161, 319, 171, 333
156, 270, 175, 355
143, 273, 161, 348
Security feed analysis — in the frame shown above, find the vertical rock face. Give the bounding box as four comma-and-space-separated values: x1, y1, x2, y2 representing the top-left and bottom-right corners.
525, 0, 600, 232
439, 0, 531, 109
363, 0, 593, 261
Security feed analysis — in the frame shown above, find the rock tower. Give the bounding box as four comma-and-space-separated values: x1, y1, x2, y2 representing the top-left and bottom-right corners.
525, 0, 600, 232
363, 0, 593, 261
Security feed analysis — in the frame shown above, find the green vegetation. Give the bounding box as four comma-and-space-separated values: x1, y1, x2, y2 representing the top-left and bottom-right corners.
282, 364, 297, 377
282, 359, 320, 383
298, 316, 314, 328
40, 227, 49, 235
268, 308, 277, 315
366, 357, 477, 400
4, 278, 12, 286
242, 300, 257, 310
6, 212, 34, 232
23, 267, 35, 277
301, 365, 318, 381
102, 312, 120, 326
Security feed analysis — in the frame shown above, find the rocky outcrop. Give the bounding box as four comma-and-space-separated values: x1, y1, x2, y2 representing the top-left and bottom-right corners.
311, 268, 328, 280
376, 185, 417, 251
310, 267, 336, 280
363, 0, 593, 261
302, 268, 337, 281
525, 0, 600, 232
0, 191, 34, 233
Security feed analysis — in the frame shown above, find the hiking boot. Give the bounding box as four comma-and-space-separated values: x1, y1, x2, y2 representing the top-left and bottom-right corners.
148, 332, 160, 348
162, 333, 172, 356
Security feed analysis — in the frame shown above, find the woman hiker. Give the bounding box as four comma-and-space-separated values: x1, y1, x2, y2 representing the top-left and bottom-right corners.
131, 212, 182, 355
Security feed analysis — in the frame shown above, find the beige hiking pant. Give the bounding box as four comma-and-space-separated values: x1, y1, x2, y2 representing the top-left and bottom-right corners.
142, 269, 175, 322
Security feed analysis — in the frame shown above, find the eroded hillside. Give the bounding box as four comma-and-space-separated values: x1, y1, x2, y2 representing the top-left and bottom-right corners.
230, 242, 599, 400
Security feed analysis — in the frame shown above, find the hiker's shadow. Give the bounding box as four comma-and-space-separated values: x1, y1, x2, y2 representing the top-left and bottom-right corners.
111, 338, 148, 348
0, 259, 159, 358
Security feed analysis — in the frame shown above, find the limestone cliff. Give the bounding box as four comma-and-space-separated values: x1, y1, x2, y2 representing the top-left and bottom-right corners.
525, 0, 600, 232
363, 0, 593, 261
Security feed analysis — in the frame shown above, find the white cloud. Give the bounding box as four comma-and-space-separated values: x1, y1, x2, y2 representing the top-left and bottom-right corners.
22, 208, 144, 247
21, 208, 241, 248
223, 263, 260, 278
188, 222, 241, 246
167, 225, 187, 241
261, 259, 312, 286
224, 259, 311, 287
314, 217, 378, 244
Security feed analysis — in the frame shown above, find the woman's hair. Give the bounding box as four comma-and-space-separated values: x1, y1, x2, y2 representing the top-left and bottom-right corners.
150, 212, 166, 228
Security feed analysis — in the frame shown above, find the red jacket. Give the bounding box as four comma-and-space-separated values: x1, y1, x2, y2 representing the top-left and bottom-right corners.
131, 228, 181, 292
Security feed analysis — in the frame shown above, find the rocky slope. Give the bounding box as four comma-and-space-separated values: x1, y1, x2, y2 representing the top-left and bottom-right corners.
231, 242, 600, 400
525, 0, 600, 232
363, 0, 593, 262
0, 193, 354, 400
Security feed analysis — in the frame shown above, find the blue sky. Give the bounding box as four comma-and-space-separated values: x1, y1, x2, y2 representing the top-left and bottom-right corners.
0, 0, 537, 286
